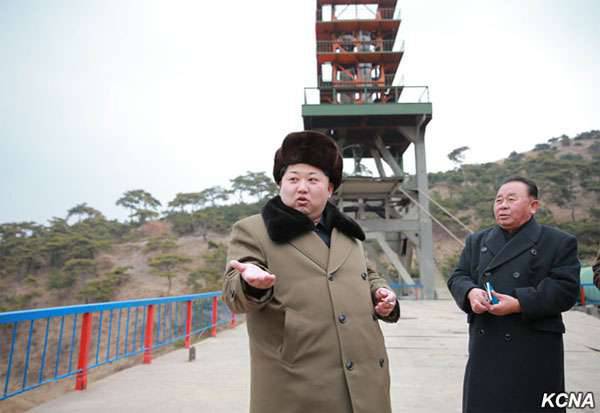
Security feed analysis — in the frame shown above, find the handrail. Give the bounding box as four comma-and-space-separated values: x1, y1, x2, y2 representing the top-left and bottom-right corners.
317, 7, 401, 21
393, 186, 465, 247
319, 73, 397, 88
317, 39, 397, 53
0, 293, 220, 323
579, 281, 600, 305
0, 292, 235, 401
389, 280, 423, 300
419, 189, 474, 235
304, 85, 430, 105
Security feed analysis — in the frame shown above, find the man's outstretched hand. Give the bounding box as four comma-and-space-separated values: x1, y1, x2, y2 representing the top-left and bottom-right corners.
229, 260, 276, 289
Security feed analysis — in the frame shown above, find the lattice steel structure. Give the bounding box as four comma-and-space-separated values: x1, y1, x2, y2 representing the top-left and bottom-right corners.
302, 0, 445, 299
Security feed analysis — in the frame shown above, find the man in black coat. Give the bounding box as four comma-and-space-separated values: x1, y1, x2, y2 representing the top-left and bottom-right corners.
448, 176, 580, 413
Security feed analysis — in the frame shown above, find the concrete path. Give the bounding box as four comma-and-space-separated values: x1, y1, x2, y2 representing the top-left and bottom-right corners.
28, 301, 600, 413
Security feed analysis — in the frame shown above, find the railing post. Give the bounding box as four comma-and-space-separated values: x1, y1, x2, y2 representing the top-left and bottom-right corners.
185, 301, 193, 349
211, 297, 218, 337
75, 313, 92, 391
580, 286, 586, 306
143, 304, 155, 364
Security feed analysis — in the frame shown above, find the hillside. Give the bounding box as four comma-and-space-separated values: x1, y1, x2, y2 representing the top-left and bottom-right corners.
1, 224, 227, 312
428, 130, 600, 274
0, 200, 265, 313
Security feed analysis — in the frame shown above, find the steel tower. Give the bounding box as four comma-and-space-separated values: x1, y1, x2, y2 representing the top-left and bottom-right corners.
302, 0, 445, 299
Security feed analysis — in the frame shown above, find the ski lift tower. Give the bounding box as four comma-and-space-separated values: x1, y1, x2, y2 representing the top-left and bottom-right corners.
302, 0, 444, 299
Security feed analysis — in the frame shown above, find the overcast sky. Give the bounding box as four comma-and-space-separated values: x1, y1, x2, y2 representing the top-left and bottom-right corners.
1, 0, 599, 224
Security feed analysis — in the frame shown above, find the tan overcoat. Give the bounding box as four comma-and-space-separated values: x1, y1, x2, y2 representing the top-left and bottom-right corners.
223, 199, 398, 413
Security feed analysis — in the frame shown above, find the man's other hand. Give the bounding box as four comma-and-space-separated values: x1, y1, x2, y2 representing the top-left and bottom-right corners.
467, 288, 491, 314
374, 287, 397, 317
488, 291, 521, 316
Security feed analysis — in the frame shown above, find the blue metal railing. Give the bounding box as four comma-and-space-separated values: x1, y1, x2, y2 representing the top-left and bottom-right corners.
389, 280, 423, 300
0, 292, 234, 401
579, 282, 600, 305
387, 278, 599, 304
579, 266, 599, 304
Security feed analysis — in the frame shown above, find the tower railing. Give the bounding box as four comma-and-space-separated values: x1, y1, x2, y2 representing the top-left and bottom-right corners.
304, 85, 430, 105
317, 7, 401, 21
319, 74, 397, 88
317, 39, 397, 53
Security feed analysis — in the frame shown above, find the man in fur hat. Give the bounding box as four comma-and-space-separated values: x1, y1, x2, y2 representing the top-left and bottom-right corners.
223, 131, 399, 413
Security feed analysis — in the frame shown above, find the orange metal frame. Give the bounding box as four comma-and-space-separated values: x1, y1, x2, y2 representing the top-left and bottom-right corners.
316, 1, 400, 103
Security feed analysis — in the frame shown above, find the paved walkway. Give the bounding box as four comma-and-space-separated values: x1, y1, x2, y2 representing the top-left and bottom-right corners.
29, 301, 600, 412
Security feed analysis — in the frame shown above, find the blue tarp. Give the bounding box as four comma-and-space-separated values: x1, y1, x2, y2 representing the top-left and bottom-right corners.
580, 266, 600, 303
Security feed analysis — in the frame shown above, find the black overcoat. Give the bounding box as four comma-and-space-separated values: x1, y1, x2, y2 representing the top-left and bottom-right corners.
447, 218, 580, 413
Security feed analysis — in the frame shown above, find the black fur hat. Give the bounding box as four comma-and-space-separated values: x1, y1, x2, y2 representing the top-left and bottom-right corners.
273, 131, 343, 190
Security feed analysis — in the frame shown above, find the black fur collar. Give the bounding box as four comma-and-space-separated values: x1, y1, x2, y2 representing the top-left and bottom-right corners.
261, 196, 365, 243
